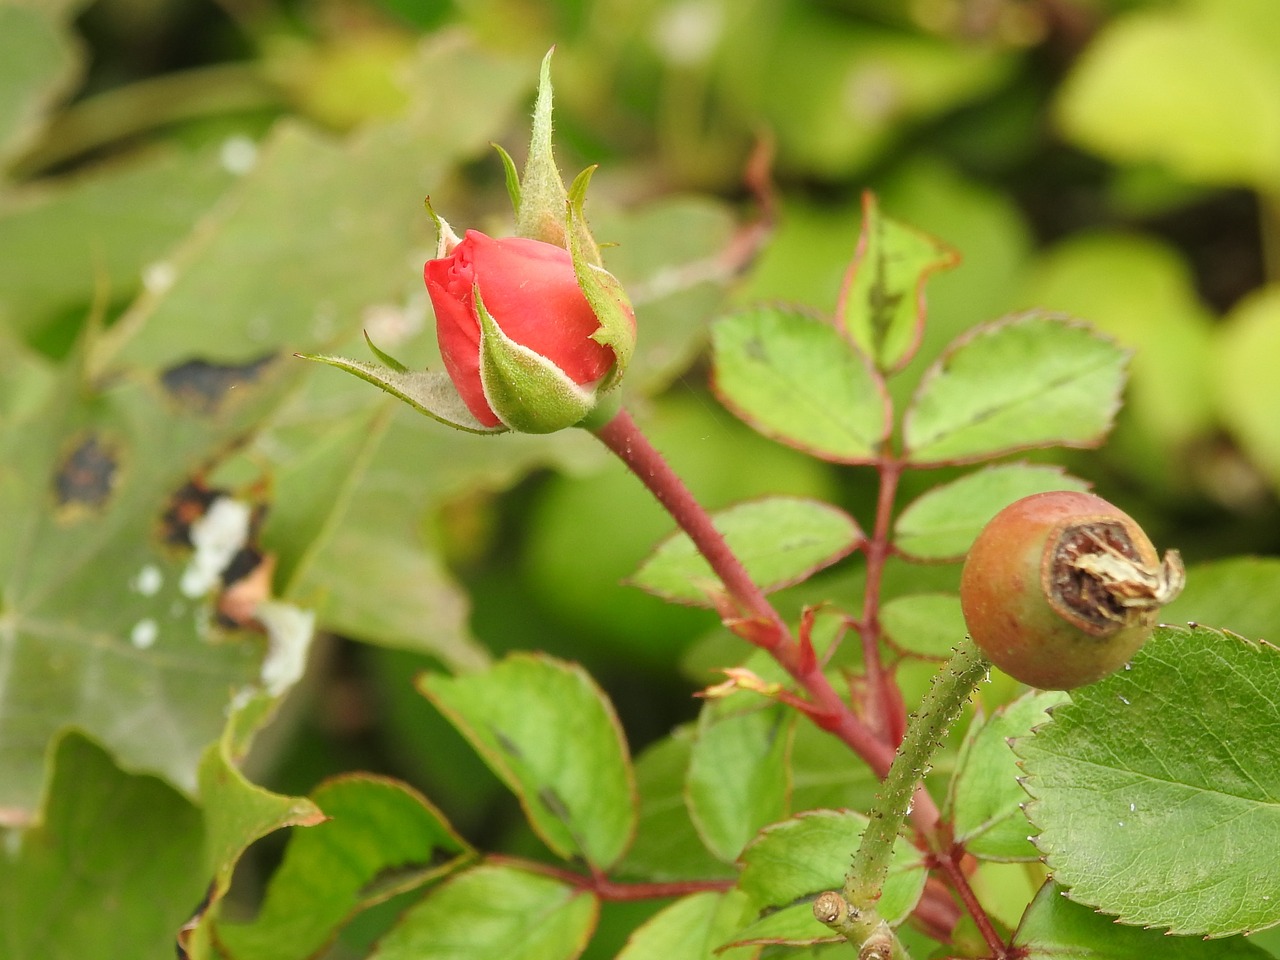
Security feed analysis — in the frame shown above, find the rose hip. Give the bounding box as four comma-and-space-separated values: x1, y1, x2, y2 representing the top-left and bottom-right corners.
960, 491, 1184, 690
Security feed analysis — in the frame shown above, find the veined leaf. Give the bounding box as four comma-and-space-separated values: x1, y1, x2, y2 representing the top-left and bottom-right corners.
836, 191, 959, 373
616, 891, 757, 960
369, 864, 598, 960
711, 305, 889, 463
879, 593, 967, 661
729, 809, 928, 947
948, 690, 1067, 862
214, 775, 472, 960
903, 312, 1128, 465
686, 697, 794, 863
894, 463, 1091, 562
1016, 625, 1280, 937
0, 734, 206, 960
419, 654, 637, 870
1015, 880, 1273, 959
631, 496, 863, 607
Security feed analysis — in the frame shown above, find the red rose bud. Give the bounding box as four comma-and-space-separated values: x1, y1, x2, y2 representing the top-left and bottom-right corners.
424, 230, 634, 433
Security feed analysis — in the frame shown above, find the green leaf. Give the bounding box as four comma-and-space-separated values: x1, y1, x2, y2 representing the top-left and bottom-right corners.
711, 305, 889, 463
616, 732, 734, 883
178, 704, 325, 958
419, 653, 637, 869
836, 191, 959, 372
369, 864, 598, 960
0, 4, 80, 171
1018, 233, 1215, 452
949, 691, 1067, 862
893, 463, 1091, 562
1055, 7, 1280, 191
686, 698, 793, 863
1014, 880, 1274, 960
0, 734, 205, 960
0, 146, 235, 352
292, 406, 596, 668
0, 354, 302, 818
214, 774, 472, 960
1015, 625, 1280, 937
198, 707, 325, 896
631, 496, 863, 607
879, 593, 967, 661
903, 312, 1129, 465
617, 891, 758, 960
300, 353, 506, 434
1162, 556, 1280, 643
730, 810, 928, 947
788, 715, 881, 815
1214, 287, 1280, 492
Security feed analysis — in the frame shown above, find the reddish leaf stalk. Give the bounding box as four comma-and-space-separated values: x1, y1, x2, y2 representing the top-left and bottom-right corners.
857, 455, 908, 745
933, 846, 1013, 958
592, 408, 898, 777
487, 855, 734, 901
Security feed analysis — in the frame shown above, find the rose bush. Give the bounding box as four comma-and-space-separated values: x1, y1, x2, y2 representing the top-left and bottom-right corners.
424, 229, 634, 431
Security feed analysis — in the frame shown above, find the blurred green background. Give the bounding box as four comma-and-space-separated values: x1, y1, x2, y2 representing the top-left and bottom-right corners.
3, 0, 1280, 956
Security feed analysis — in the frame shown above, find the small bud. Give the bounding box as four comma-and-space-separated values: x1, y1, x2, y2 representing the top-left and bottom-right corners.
424, 230, 635, 433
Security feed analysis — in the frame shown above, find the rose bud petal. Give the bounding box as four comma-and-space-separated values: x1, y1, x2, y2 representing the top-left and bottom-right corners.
424, 230, 633, 431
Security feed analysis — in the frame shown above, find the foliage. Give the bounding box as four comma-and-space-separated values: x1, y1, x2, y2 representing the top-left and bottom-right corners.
1, 1, 1279, 959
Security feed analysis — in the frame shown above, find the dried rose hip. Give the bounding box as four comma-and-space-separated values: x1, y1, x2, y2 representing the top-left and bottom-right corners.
959, 491, 1184, 690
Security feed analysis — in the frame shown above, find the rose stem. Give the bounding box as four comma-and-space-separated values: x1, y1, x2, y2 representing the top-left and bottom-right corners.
842, 638, 995, 942
592, 407, 900, 778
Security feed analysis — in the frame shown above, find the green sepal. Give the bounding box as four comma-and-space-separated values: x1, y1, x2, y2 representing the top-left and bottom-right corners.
567, 166, 633, 391
423, 196, 460, 256
297, 352, 506, 434
492, 142, 522, 216
363, 331, 409, 373
514, 48, 572, 247
474, 285, 598, 433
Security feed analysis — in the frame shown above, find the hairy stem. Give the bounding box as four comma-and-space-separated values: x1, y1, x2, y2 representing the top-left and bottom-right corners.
845, 637, 989, 910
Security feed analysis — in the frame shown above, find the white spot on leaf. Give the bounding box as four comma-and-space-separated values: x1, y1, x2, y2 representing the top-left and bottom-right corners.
132, 564, 163, 597
142, 261, 176, 295
255, 601, 315, 696
130, 619, 158, 649
219, 135, 258, 174
180, 497, 251, 599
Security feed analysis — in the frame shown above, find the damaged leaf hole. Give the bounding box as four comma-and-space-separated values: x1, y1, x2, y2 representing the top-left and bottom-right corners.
160, 353, 276, 413
159, 478, 273, 628
53, 433, 122, 516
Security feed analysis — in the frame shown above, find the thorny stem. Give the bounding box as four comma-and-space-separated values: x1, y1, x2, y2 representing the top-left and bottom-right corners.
592, 408, 900, 777
594, 408, 999, 953
845, 637, 990, 912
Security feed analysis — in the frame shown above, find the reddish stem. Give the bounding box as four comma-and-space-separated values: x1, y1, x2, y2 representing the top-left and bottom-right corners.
933, 845, 1010, 958
593, 409, 898, 777
487, 855, 734, 901
857, 456, 908, 745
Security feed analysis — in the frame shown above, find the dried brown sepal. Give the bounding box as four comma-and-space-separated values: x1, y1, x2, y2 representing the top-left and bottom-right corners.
1046, 520, 1184, 635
